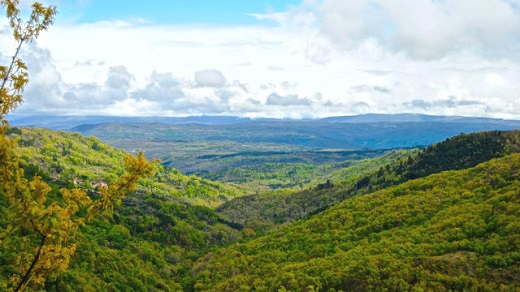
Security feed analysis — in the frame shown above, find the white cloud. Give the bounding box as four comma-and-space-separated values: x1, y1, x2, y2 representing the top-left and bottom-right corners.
309, 0, 520, 59
266, 93, 312, 106
1, 1, 519, 120
105, 66, 133, 90
194, 69, 227, 88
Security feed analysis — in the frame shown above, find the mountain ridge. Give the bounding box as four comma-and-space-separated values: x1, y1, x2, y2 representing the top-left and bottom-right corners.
8, 113, 520, 130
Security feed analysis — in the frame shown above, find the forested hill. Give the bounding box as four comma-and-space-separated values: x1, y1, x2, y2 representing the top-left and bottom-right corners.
7, 127, 244, 208
2, 127, 520, 290
194, 153, 520, 291
9, 113, 520, 130
217, 130, 520, 230
1, 127, 247, 290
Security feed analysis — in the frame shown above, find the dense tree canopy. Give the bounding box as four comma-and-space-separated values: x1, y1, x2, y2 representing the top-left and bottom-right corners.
194, 154, 520, 291
216, 130, 520, 233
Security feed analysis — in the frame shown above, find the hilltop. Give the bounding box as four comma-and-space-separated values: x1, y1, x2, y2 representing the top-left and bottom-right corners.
8, 113, 520, 130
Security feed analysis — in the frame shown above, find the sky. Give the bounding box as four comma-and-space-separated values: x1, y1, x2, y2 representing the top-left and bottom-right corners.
1, 0, 520, 119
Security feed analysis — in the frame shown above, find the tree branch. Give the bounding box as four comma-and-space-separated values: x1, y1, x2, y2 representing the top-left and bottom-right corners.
15, 234, 47, 292
1, 37, 25, 92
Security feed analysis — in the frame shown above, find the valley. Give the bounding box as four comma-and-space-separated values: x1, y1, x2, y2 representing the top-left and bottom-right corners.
45, 114, 520, 191
2, 1, 519, 290
1, 116, 520, 291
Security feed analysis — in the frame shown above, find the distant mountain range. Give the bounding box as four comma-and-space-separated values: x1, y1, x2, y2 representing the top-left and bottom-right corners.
8, 113, 520, 130
319, 113, 520, 125
7, 114, 251, 129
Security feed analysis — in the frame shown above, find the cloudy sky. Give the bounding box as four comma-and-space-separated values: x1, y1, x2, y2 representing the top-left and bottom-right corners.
1, 0, 520, 119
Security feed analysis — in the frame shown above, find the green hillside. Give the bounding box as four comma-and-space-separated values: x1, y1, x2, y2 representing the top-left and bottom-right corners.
1, 127, 246, 290
193, 154, 520, 291
217, 130, 520, 231
2, 127, 520, 291
9, 127, 244, 208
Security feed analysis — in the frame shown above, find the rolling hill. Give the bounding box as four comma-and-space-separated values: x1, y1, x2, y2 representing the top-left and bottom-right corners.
1, 127, 246, 290
1, 126, 519, 291
216, 130, 520, 231
61, 115, 520, 191
194, 153, 520, 291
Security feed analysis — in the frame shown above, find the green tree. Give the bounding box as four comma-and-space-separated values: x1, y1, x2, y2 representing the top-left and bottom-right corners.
0, 1, 158, 291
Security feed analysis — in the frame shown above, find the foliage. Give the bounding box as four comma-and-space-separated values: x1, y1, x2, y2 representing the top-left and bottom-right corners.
217, 130, 520, 231
0, 0, 56, 117
216, 149, 412, 231
192, 149, 387, 191
3, 126, 520, 290
0, 124, 158, 291
193, 154, 520, 291
1, 127, 245, 290
9, 127, 244, 207
0, 2, 159, 290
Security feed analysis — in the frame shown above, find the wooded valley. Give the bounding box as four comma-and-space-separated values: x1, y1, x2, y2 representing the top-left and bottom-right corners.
1, 2, 519, 290
1, 126, 519, 291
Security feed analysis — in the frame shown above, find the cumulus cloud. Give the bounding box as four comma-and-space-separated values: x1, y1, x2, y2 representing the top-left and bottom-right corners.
132, 71, 184, 104
266, 93, 312, 106
309, 0, 520, 59
19, 44, 63, 110
4, 2, 520, 120
194, 69, 227, 87
105, 66, 133, 90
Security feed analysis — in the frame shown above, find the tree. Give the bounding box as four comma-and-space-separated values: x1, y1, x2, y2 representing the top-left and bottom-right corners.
0, 1, 158, 290
0, 0, 56, 117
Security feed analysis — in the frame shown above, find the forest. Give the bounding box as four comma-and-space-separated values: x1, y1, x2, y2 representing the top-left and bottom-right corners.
1, 1, 519, 291
1, 127, 519, 291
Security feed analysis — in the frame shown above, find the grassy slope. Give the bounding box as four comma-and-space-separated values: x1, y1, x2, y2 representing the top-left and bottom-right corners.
193, 154, 520, 291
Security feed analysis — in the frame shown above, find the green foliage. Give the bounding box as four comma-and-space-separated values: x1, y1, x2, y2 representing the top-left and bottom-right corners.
399, 130, 520, 180
216, 149, 411, 231
0, 3, 165, 289
217, 130, 520, 231
193, 154, 520, 291
7, 127, 244, 208
0, 127, 244, 290
3, 124, 520, 291
0, 124, 159, 291
189, 149, 387, 191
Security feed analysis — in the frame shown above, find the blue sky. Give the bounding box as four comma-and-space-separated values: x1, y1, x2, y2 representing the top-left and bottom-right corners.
58, 0, 302, 25
2, 0, 520, 119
